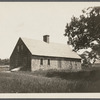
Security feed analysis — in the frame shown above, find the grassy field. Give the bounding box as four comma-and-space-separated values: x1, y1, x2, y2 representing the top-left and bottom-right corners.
0, 68, 100, 93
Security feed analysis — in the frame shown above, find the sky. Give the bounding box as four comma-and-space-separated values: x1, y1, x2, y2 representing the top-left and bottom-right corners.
0, 2, 100, 59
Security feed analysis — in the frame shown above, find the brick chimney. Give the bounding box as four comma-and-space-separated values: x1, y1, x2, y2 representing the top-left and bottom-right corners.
43, 35, 50, 43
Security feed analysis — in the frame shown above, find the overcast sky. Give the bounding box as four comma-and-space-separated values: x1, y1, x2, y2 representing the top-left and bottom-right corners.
0, 2, 100, 59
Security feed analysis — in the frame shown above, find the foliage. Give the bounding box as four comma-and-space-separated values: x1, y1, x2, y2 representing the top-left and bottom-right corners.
0, 59, 10, 65
65, 7, 100, 62
80, 51, 92, 68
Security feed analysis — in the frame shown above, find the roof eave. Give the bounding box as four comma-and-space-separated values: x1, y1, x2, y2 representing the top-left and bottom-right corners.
32, 54, 81, 60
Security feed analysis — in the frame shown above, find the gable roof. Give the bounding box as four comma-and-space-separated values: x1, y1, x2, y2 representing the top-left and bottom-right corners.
21, 37, 81, 59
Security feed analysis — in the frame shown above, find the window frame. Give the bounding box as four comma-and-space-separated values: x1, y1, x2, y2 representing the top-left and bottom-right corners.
40, 58, 43, 65
48, 59, 50, 65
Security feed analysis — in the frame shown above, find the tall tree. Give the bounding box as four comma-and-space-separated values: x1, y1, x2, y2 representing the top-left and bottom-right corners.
65, 7, 100, 62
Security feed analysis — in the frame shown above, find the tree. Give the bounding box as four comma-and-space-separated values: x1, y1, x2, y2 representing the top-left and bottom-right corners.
0, 58, 10, 65
64, 7, 100, 64
80, 51, 96, 68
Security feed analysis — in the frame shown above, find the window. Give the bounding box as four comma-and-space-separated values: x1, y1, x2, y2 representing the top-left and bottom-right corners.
48, 59, 50, 65
75, 62, 77, 66
21, 45, 23, 50
69, 61, 72, 70
40, 59, 43, 65
17, 45, 19, 52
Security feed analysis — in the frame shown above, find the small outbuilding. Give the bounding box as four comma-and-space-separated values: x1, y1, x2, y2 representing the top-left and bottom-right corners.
10, 35, 81, 71
92, 59, 100, 68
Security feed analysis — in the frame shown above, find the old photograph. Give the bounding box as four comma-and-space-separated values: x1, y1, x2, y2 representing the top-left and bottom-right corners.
0, 2, 100, 94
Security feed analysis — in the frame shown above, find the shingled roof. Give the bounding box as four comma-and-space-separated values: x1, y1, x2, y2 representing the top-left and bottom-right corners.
21, 37, 81, 59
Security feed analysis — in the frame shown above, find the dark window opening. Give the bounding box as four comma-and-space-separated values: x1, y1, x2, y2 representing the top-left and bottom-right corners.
40, 59, 43, 65
17, 45, 19, 52
21, 45, 23, 51
58, 60, 61, 68
48, 59, 50, 65
69, 61, 72, 70
75, 62, 77, 66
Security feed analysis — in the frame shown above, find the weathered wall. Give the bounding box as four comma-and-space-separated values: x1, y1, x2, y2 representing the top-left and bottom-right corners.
10, 38, 32, 71
31, 56, 81, 71
61, 60, 81, 70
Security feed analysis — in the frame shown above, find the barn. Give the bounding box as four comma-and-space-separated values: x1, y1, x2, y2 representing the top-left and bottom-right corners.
10, 35, 81, 71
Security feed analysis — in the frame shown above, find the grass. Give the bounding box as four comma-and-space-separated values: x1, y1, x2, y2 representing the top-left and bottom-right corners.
0, 72, 73, 93
0, 68, 100, 93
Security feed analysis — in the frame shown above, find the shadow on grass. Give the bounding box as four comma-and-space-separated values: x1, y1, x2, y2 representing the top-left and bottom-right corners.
45, 69, 100, 81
